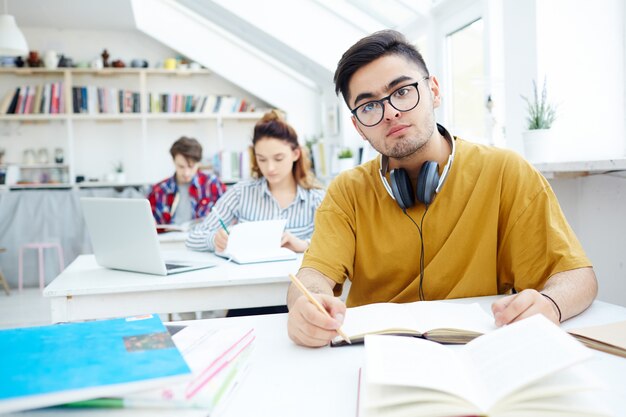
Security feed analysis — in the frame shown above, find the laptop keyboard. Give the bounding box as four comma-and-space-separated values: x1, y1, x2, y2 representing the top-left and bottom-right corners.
165, 263, 187, 271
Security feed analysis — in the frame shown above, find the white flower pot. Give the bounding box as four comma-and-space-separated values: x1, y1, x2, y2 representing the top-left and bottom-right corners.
522, 129, 555, 163
338, 158, 354, 173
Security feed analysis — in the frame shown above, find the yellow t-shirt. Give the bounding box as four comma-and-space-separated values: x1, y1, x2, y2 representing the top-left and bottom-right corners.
301, 138, 591, 307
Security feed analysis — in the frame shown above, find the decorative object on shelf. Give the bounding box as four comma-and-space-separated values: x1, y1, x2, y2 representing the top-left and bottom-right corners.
189, 62, 201, 70
130, 59, 148, 68
37, 148, 50, 164
0, 2, 29, 56
0, 56, 15, 67
111, 59, 125, 68
164, 57, 177, 70
90, 57, 103, 69
101, 49, 110, 67
57, 54, 73, 68
337, 147, 355, 173
27, 50, 42, 67
54, 148, 64, 164
44, 50, 58, 69
113, 161, 125, 184
22, 149, 35, 165
521, 78, 558, 163
14, 55, 24, 67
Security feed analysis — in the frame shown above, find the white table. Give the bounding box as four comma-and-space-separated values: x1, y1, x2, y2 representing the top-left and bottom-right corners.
11, 296, 626, 417
43, 252, 302, 323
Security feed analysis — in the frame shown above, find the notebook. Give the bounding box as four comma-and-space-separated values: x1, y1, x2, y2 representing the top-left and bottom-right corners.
81, 197, 215, 275
215, 219, 297, 264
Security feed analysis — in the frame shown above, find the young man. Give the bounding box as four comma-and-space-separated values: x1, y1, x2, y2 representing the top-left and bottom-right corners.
287, 30, 597, 347
148, 136, 226, 225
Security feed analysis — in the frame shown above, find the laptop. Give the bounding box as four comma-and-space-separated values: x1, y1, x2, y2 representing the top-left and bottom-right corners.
80, 197, 215, 276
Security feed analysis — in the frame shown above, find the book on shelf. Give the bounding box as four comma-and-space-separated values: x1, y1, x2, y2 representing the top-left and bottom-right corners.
360, 314, 609, 417
331, 300, 497, 346
215, 219, 297, 264
0, 314, 191, 414
568, 319, 626, 358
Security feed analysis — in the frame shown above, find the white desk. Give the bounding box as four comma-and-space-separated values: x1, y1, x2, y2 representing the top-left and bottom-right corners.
43, 252, 302, 323
11, 296, 626, 417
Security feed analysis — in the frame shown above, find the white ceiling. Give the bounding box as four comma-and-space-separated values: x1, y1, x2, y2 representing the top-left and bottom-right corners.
7, 0, 136, 30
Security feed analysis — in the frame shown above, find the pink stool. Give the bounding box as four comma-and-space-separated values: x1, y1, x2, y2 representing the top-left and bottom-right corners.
18, 242, 65, 291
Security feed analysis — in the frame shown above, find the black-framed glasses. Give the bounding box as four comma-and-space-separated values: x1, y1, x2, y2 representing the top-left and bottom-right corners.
351, 76, 430, 127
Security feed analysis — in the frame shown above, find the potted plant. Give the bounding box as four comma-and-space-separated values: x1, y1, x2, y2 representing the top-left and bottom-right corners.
521, 78, 557, 163
337, 147, 354, 173
113, 161, 125, 184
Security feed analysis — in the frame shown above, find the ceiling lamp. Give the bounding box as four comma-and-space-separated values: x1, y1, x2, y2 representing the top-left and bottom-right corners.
0, 0, 28, 56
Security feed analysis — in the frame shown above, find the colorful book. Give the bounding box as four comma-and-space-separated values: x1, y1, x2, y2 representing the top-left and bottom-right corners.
0, 314, 191, 414
119, 326, 256, 411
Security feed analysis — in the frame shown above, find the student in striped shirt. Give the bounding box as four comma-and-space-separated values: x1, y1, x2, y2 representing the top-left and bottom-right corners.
186, 110, 325, 254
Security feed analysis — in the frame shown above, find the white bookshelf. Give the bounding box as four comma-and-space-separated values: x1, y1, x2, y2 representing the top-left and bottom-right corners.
0, 68, 266, 189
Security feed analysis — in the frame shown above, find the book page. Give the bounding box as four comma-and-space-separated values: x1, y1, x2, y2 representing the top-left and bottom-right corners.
336, 301, 495, 343
461, 314, 593, 411
364, 335, 479, 404
218, 219, 290, 262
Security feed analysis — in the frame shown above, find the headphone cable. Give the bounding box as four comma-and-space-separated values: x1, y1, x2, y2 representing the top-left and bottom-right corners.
402, 207, 429, 301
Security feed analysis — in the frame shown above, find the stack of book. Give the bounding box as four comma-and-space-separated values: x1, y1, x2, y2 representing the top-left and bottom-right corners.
0, 315, 255, 414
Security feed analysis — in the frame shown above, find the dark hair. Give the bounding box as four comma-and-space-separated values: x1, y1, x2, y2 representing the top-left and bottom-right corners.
251, 110, 321, 190
170, 136, 202, 163
334, 29, 430, 106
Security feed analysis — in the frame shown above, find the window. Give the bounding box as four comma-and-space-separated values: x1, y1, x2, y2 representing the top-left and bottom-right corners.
446, 18, 486, 143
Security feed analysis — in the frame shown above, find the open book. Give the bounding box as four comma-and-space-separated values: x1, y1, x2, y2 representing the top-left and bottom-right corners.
331, 300, 497, 346
360, 314, 609, 417
216, 219, 296, 264
568, 320, 626, 358
0, 315, 191, 414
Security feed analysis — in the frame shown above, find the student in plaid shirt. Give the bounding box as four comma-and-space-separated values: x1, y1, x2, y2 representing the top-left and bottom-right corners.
147, 136, 226, 225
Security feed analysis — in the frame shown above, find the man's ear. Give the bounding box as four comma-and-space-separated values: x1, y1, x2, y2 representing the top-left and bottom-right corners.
428, 75, 441, 109
351, 116, 368, 141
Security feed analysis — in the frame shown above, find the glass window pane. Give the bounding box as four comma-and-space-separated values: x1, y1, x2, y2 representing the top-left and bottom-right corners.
447, 19, 485, 143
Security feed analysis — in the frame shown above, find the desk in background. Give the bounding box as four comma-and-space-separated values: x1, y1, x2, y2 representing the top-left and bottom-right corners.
44, 252, 302, 323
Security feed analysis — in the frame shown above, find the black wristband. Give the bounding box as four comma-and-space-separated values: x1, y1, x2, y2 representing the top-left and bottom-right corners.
541, 293, 562, 323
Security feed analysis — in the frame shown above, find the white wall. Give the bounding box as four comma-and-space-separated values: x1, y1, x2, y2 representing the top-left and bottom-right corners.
503, 0, 625, 159
549, 174, 626, 307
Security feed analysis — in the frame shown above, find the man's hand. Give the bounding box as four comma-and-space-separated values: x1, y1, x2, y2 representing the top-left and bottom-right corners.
492, 289, 560, 326
213, 229, 229, 253
288, 293, 347, 347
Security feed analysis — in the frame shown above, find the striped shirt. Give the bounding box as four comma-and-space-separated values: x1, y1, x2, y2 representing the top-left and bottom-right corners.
186, 178, 325, 252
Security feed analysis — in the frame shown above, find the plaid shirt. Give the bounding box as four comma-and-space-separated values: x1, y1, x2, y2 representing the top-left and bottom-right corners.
147, 171, 226, 224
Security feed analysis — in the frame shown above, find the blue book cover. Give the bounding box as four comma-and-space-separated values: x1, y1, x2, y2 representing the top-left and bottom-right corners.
0, 314, 191, 414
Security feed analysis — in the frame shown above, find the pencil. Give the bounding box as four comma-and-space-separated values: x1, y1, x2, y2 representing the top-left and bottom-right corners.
289, 273, 351, 344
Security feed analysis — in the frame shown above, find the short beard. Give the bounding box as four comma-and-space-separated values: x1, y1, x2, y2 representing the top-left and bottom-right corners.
380, 118, 436, 160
